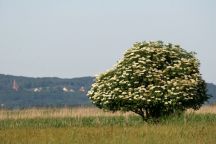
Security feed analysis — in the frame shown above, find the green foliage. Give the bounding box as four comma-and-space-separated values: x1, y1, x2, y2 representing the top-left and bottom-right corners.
88, 41, 209, 120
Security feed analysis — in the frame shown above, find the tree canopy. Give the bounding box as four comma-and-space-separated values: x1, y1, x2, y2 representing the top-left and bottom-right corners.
88, 41, 209, 120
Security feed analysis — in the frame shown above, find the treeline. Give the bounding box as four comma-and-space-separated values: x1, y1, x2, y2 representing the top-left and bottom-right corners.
0, 74, 94, 109
0, 74, 93, 91
207, 83, 216, 104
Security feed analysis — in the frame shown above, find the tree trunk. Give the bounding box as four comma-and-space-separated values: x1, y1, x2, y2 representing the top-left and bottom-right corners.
132, 109, 146, 121
139, 112, 145, 121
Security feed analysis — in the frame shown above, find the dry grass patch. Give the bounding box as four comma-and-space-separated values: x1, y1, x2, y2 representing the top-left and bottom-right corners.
187, 105, 216, 114
0, 107, 133, 120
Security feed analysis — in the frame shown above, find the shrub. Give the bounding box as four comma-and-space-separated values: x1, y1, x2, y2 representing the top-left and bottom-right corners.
88, 41, 209, 120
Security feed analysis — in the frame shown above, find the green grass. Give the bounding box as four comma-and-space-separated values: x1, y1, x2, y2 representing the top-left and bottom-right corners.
0, 114, 216, 144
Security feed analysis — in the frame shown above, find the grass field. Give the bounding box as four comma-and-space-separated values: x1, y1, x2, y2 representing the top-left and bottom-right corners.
0, 106, 216, 144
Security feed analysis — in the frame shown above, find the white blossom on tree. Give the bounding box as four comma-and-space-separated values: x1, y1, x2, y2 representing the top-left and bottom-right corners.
88, 41, 209, 120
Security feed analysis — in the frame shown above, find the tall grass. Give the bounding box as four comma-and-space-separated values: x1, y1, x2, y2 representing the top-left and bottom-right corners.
0, 106, 216, 144
0, 107, 133, 120
1, 123, 216, 144
1, 113, 216, 128
188, 105, 216, 114
1, 105, 216, 120
0, 114, 216, 144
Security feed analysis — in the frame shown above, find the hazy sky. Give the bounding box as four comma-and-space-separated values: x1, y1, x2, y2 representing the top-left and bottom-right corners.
0, 0, 215, 83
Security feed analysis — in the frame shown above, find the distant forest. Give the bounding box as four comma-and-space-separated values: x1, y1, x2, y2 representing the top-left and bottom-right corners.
0, 74, 94, 109
0, 74, 215, 109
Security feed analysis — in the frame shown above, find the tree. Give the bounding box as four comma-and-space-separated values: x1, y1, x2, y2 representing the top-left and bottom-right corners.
87, 41, 209, 121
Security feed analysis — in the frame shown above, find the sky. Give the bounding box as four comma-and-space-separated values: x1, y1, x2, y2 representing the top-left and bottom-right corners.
0, 0, 215, 83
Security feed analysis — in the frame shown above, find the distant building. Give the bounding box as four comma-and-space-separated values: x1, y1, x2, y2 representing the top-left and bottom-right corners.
33, 88, 42, 92
12, 80, 19, 91
63, 87, 75, 93
69, 88, 75, 92
63, 87, 69, 92
79, 86, 85, 92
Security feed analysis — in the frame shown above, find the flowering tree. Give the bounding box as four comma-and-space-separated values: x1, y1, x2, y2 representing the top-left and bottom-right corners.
88, 41, 208, 120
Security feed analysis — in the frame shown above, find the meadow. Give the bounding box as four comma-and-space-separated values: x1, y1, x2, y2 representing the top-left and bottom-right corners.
0, 106, 216, 144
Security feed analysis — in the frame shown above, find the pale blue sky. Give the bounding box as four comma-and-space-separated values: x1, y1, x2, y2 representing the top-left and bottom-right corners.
0, 0, 215, 83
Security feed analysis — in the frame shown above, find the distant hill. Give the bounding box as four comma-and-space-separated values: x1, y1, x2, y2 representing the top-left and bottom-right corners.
206, 83, 216, 104
0, 74, 215, 109
0, 74, 94, 109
